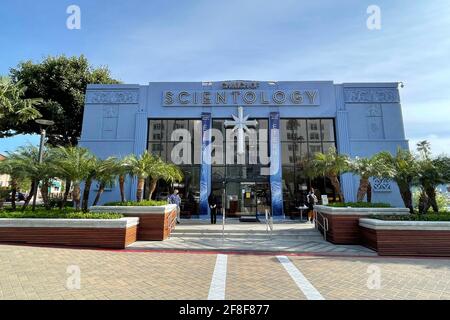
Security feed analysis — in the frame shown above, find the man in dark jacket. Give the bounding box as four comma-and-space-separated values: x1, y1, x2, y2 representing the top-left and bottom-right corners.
208, 192, 218, 224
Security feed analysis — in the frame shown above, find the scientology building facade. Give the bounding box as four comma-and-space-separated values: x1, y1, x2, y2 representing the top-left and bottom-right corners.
80, 80, 408, 218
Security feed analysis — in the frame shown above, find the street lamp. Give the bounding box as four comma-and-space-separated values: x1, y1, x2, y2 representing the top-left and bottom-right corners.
32, 119, 55, 211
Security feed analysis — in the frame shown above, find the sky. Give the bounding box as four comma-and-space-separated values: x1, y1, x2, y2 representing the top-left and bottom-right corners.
0, 0, 449, 155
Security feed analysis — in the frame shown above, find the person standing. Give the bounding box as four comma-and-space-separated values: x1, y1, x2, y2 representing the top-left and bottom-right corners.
168, 189, 181, 224
208, 192, 218, 224
307, 187, 318, 223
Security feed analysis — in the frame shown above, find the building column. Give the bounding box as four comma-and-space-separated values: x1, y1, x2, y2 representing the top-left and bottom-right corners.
200, 113, 212, 217
269, 112, 284, 217
130, 112, 148, 201
335, 85, 355, 202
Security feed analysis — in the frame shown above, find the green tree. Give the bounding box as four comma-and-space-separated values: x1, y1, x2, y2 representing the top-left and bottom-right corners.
3, 55, 120, 146
375, 148, 418, 213
415, 141, 450, 213
124, 151, 184, 202
0, 76, 42, 132
147, 162, 184, 200
350, 156, 391, 202
5, 145, 55, 211
310, 146, 350, 203
91, 157, 121, 206
52, 146, 96, 210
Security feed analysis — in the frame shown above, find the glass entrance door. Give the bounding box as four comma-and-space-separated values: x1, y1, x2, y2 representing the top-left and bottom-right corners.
223, 181, 270, 218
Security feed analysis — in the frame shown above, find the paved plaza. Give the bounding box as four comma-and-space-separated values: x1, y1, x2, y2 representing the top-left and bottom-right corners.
1, 242, 450, 300
129, 220, 376, 256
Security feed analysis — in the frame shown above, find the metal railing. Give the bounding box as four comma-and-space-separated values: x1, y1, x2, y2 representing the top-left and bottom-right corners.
314, 210, 329, 241
265, 208, 273, 239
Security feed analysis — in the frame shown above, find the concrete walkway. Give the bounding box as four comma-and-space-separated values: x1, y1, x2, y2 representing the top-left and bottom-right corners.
128, 219, 376, 256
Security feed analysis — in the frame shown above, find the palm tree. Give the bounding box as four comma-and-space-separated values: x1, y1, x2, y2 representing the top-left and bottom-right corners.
310, 146, 350, 203
91, 157, 120, 206
147, 162, 184, 200
52, 146, 95, 210
350, 156, 391, 202
124, 151, 184, 202
6, 145, 55, 210
123, 151, 158, 202
0, 76, 42, 125
81, 155, 100, 212
415, 141, 450, 213
375, 148, 418, 213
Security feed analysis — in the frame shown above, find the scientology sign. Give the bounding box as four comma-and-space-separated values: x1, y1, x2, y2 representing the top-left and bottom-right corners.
163, 89, 320, 106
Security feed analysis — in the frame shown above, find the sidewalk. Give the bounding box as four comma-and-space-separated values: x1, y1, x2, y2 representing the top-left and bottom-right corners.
127, 219, 376, 256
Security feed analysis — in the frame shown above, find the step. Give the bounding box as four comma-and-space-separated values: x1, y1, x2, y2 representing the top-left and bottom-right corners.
170, 233, 324, 241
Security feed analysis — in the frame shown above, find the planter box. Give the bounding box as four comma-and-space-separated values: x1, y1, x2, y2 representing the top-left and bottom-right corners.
360, 218, 450, 257
314, 205, 410, 244
90, 204, 177, 241
0, 218, 138, 249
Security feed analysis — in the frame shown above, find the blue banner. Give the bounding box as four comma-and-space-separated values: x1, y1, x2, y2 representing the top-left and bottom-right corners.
200, 113, 212, 216
269, 112, 284, 217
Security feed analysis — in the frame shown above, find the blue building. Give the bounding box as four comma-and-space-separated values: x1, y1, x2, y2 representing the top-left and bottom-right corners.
80, 80, 408, 218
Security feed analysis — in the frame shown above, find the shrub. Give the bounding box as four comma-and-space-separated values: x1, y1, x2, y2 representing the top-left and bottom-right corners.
370, 213, 450, 221
327, 202, 391, 208
0, 209, 123, 219
103, 200, 168, 206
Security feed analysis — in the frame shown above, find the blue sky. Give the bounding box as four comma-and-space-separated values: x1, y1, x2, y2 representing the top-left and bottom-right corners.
0, 0, 449, 155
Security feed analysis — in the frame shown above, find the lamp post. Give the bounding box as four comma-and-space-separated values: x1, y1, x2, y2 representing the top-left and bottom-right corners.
32, 119, 54, 211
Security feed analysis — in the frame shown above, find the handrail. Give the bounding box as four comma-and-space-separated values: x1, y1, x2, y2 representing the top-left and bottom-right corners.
314, 209, 329, 241
265, 208, 273, 239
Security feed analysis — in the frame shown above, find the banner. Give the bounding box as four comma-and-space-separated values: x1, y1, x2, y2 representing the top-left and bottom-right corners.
269, 112, 284, 217
200, 113, 212, 216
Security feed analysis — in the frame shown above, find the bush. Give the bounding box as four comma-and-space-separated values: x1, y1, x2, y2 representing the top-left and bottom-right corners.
103, 200, 168, 206
327, 202, 391, 208
370, 213, 450, 221
0, 209, 123, 219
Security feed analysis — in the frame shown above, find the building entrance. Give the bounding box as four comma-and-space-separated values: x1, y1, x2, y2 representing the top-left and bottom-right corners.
212, 180, 270, 219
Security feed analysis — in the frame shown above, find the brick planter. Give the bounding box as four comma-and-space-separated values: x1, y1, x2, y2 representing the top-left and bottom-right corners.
0, 217, 138, 249
360, 218, 450, 257
90, 204, 177, 241
314, 205, 410, 244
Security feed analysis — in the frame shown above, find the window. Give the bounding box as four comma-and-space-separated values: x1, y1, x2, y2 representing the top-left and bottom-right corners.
280, 118, 337, 215
147, 119, 201, 216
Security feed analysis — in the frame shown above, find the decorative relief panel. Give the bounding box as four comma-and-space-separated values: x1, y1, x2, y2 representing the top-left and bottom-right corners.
366, 104, 385, 139
102, 105, 119, 139
372, 178, 391, 192
344, 88, 399, 103
86, 90, 139, 104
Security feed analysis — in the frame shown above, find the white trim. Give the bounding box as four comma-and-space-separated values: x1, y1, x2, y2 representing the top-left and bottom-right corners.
208, 254, 228, 300
314, 205, 409, 216
359, 218, 450, 231
277, 256, 324, 300
90, 204, 177, 215
0, 217, 139, 229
